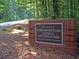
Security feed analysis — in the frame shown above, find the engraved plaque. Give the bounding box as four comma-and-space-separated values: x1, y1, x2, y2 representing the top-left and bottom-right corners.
35, 23, 63, 45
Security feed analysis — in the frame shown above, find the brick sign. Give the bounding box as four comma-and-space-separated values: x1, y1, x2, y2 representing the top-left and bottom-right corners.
35, 23, 63, 45
28, 19, 77, 55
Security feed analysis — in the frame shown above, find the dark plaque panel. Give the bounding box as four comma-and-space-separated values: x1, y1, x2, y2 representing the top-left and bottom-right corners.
35, 23, 63, 45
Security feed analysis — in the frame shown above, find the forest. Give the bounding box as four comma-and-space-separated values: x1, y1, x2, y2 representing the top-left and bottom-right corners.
0, 0, 79, 21
0, 0, 79, 32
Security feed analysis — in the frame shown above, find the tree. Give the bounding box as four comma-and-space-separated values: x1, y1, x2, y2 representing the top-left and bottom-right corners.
53, 0, 59, 18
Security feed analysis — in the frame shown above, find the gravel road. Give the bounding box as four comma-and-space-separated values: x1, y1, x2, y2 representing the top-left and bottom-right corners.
0, 33, 79, 59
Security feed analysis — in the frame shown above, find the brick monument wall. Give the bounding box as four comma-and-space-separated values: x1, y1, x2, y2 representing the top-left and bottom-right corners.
28, 19, 77, 55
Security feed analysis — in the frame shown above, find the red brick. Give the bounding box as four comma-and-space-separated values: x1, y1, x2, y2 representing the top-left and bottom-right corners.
64, 30, 76, 36
64, 36, 76, 42
64, 42, 76, 48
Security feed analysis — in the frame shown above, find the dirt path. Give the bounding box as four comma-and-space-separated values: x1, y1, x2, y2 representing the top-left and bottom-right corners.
0, 33, 29, 59
0, 33, 79, 59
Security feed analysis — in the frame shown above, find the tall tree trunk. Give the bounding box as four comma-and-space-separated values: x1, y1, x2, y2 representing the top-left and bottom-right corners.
70, 0, 73, 18
53, 0, 59, 18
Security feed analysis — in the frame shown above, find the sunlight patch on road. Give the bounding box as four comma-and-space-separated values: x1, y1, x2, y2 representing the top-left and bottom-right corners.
24, 41, 30, 45
11, 29, 25, 34
22, 33, 28, 37
30, 51, 37, 56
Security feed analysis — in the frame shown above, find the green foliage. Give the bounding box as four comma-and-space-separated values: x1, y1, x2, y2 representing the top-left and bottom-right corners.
0, 0, 79, 22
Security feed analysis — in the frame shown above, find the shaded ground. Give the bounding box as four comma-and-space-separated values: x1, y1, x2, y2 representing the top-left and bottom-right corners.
0, 30, 79, 59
